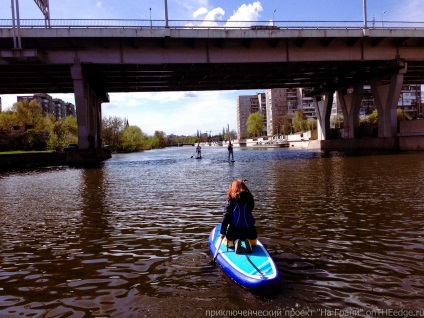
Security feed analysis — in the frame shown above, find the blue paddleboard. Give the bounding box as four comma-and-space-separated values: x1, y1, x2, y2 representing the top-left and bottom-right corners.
208, 224, 280, 292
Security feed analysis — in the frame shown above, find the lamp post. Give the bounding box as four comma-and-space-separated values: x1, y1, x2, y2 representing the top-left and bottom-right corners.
273, 9, 276, 26
10, 0, 21, 49
164, 0, 169, 28
149, 8, 152, 29
363, 0, 367, 29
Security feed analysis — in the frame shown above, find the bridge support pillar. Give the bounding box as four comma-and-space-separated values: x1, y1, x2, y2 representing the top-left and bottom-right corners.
371, 66, 406, 138
314, 91, 334, 140
337, 85, 364, 139
69, 63, 111, 165
71, 63, 105, 150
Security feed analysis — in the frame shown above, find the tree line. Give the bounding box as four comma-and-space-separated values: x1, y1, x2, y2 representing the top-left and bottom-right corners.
245, 110, 318, 138
0, 99, 232, 152
0, 99, 76, 151
245, 108, 412, 139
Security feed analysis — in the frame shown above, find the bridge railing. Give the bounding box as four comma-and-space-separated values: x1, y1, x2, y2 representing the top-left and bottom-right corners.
1, 19, 424, 30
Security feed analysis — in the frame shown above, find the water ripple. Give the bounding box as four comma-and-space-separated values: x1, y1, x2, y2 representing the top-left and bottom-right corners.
1, 148, 424, 316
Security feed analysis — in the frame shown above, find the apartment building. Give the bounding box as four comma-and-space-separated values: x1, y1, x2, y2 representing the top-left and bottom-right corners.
398, 84, 422, 118
265, 88, 289, 136
17, 93, 76, 120
287, 88, 299, 116
237, 94, 264, 139
238, 84, 422, 139
238, 88, 318, 138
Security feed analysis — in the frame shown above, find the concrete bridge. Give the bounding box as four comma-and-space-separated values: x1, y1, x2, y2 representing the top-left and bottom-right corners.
1, 20, 424, 160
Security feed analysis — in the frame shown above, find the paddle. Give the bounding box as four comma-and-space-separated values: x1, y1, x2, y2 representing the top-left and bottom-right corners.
209, 236, 224, 266
244, 249, 265, 277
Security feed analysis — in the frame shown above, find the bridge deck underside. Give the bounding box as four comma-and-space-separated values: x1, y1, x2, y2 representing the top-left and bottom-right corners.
1, 60, 423, 95
1, 30, 424, 95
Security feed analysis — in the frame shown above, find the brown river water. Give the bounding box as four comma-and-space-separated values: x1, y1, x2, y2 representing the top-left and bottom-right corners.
1, 147, 424, 318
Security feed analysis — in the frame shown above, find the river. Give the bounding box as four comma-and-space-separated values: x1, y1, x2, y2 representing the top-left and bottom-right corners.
1, 147, 424, 317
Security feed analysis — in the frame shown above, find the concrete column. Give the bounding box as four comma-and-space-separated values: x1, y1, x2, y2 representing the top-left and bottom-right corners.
371, 67, 406, 138
336, 85, 363, 139
95, 95, 102, 149
71, 63, 102, 150
314, 91, 334, 140
71, 63, 89, 149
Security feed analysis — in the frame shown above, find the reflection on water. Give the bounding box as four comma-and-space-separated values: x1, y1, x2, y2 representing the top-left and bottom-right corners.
1, 147, 424, 317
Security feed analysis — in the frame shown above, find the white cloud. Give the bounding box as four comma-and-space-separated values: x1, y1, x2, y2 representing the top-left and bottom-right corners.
96, 2, 102, 8
196, 7, 225, 27
226, 1, 263, 27
193, 7, 208, 18
193, 2, 264, 28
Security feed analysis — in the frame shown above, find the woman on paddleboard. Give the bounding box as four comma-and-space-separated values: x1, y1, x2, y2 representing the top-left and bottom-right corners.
220, 179, 257, 254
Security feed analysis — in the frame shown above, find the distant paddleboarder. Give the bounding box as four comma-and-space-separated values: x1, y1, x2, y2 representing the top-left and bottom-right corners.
228, 140, 234, 162
196, 143, 202, 159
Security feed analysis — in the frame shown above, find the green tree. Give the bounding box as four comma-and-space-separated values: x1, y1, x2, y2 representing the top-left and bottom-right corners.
149, 130, 167, 149
246, 112, 264, 137
270, 114, 289, 135
307, 118, 318, 131
397, 108, 412, 121
0, 111, 17, 131
292, 110, 308, 133
47, 116, 78, 151
102, 116, 124, 152
5, 99, 55, 150
368, 109, 378, 125
223, 129, 237, 141
12, 99, 51, 131
25, 129, 48, 150
331, 113, 344, 128
120, 125, 148, 152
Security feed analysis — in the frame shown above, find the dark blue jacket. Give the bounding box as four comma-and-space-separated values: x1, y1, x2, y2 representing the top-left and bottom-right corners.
220, 190, 255, 235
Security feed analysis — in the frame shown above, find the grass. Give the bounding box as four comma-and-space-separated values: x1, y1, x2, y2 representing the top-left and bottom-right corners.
0, 150, 55, 155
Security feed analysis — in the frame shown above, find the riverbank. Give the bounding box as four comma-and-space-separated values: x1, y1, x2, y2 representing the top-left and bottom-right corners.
0, 147, 112, 170
0, 151, 66, 170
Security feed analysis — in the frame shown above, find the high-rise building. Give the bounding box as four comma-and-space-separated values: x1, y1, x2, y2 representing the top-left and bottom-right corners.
265, 88, 290, 136
287, 88, 300, 117
17, 93, 53, 114
238, 88, 316, 138
17, 93, 76, 120
398, 84, 421, 119
237, 94, 263, 139
360, 85, 374, 115
296, 88, 316, 118
52, 98, 76, 120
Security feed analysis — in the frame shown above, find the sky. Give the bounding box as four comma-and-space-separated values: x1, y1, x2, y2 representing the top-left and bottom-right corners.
1, 0, 423, 136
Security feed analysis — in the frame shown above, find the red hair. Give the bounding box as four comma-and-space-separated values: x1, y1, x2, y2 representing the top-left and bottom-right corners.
226, 180, 249, 200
